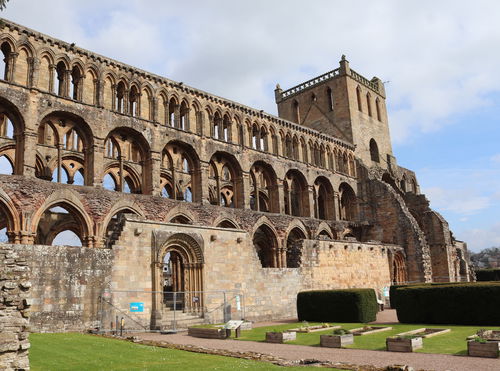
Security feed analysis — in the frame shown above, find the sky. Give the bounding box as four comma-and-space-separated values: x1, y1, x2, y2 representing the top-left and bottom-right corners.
2, 0, 499, 252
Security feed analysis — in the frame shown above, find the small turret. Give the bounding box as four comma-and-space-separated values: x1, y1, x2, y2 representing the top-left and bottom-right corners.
339, 55, 350, 75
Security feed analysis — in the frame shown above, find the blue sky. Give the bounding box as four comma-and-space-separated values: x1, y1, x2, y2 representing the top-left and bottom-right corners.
3, 0, 499, 251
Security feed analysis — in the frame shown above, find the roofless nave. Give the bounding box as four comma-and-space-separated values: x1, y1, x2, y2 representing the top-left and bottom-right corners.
0, 19, 472, 330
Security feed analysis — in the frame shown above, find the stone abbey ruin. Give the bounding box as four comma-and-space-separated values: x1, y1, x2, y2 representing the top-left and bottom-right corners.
0, 19, 472, 333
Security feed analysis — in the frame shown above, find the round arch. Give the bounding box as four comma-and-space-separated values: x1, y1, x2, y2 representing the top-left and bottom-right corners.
284, 169, 310, 217
153, 233, 204, 315
32, 195, 93, 247
313, 176, 335, 220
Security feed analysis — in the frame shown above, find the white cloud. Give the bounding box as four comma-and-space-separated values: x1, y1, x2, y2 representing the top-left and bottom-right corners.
459, 222, 500, 252
491, 154, 500, 164
4, 0, 500, 143
423, 186, 491, 215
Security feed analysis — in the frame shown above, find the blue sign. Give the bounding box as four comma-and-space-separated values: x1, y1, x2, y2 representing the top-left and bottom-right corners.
130, 302, 144, 312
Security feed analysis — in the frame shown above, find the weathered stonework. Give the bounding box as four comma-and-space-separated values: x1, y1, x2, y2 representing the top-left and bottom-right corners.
0, 245, 30, 370
0, 19, 473, 331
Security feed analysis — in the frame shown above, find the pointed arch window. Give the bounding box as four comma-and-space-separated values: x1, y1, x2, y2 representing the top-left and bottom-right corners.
356, 86, 362, 112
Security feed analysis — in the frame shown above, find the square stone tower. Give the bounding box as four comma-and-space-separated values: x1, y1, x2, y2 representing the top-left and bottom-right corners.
275, 56, 394, 170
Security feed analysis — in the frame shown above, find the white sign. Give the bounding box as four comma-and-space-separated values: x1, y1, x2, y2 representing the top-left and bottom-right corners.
224, 320, 244, 330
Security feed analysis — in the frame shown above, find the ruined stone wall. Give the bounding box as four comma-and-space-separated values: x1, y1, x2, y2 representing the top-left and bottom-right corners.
360, 179, 432, 282
26, 244, 113, 332
0, 245, 30, 370
0, 244, 113, 332
105, 217, 390, 327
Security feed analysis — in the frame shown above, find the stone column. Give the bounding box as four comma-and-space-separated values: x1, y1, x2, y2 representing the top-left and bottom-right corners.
199, 162, 211, 204
149, 150, 162, 196
27, 57, 39, 88
48, 64, 56, 93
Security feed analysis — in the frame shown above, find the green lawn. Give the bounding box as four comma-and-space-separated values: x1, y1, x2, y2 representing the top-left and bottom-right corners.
29, 333, 344, 370
235, 322, 498, 355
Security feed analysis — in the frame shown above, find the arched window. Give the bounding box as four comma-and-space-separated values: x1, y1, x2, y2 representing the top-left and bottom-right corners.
327, 87, 334, 111
252, 124, 259, 149
70, 66, 82, 100
222, 114, 231, 142
366, 93, 372, 117
103, 128, 149, 194
356, 86, 362, 112
287, 228, 306, 268
180, 101, 189, 131
253, 225, 279, 268
212, 112, 221, 139
0, 42, 13, 81
338, 183, 357, 221
115, 81, 126, 113
250, 162, 278, 213
292, 136, 299, 160
35, 203, 88, 247
375, 98, 382, 121
301, 138, 308, 162
37, 114, 91, 186
369, 138, 380, 163
0, 155, 13, 174
292, 100, 300, 123
129, 86, 139, 117
260, 127, 267, 151
169, 98, 177, 127
314, 177, 334, 220
55, 61, 67, 97
208, 152, 242, 208
400, 177, 407, 193
284, 170, 309, 217
160, 141, 200, 202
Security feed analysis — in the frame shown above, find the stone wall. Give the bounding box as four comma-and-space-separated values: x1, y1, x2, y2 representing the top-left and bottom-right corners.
0, 244, 113, 333
0, 245, 30, 370
104, 217, 391, 328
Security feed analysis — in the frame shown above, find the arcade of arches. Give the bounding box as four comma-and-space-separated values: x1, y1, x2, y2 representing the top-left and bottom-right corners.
0, 20, 473, 332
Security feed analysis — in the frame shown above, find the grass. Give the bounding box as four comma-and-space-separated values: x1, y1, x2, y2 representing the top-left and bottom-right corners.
235, 322, 499, 355
29, 333, 345, 370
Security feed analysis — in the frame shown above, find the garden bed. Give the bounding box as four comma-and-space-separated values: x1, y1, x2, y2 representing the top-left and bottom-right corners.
386, 336, 423, 352
349, 326, 392, 336
289, 324, 340, 333
467, 340, 500, 358
320, 333, 354, 348
188, 327, 227, 339
265, 331, 296, 343
396, 328, 450, 338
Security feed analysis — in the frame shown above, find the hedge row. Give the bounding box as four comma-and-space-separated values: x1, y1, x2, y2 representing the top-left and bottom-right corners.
476, 268, 500, 281
389, 281, 472, 308
393, 282, 500, 325
297, 289, 378, 323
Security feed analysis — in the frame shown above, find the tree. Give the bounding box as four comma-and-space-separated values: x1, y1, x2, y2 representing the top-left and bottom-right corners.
0, 1, 9, 11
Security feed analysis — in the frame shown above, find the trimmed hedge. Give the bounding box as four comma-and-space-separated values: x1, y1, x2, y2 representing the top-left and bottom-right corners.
476, 268, 500, 281
389, 281, 472, 308
297, 289, 378, 323
393, 282, 500, 325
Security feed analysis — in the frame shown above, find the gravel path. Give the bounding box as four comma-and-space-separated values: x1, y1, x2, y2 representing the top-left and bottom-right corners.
136, 330, 500, 371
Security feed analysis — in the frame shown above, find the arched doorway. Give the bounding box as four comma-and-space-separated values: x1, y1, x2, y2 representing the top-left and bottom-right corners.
153, 234, 204, 319
391, 251, 407, 284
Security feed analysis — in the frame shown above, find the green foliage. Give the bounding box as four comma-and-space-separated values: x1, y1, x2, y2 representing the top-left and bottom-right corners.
476, 268, 500, 281
297, 289, 378, 323
392, 282, 500, 325
235, 321, 498, 355
0, 1, 9, 11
